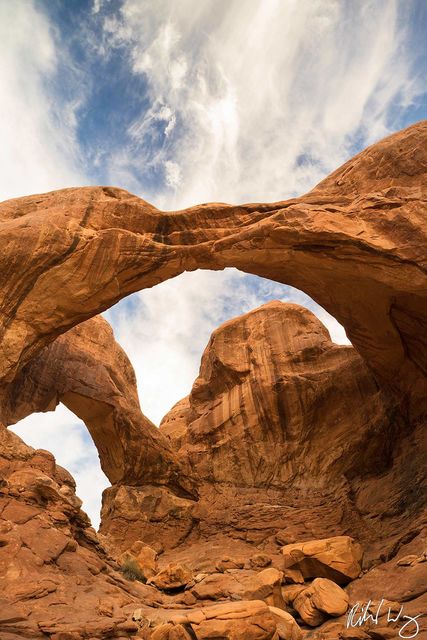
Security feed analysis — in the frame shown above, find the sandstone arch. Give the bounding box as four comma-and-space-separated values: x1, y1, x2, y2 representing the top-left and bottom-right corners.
0, 121, 426, 422
1, 315, 194, 495
100, 300, 424, 559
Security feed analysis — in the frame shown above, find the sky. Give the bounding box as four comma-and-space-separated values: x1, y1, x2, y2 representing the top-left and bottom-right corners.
2, 0, 426, 528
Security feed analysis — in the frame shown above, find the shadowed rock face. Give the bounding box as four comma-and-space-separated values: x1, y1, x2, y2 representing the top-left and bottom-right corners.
0, 122, 426, 418
100, 301, 424, 565
160, 301, 395, 487
0, 122, 426, 638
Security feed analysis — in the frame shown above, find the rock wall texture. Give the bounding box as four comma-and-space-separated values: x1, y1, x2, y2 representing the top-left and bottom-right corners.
160, 301, 394, 487
0, 122, 426, 416
0, 423, 159, 638
101, 301, 424, 567
1, 315, 194, 492
0, 122, 426, 638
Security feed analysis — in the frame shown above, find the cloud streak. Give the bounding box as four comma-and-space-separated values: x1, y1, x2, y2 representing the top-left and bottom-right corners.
98, 0, 421, 208
0, 1, 85, 201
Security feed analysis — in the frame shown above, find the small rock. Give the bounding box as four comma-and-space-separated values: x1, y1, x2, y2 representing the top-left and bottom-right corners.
215, 556, 245, 572
249, 553, 272, 568
282, 536, 363, 585
396, 554, 419, 566
150, 563, 193, 590
275, 530, 297, 546
284, 566, 305, 584
121, 541, 158, 579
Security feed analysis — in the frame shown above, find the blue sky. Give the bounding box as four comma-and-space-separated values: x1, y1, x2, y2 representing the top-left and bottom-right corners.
2, 0, 426, 527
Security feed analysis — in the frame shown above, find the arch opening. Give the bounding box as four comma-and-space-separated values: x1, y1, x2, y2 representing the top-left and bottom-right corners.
104, 268, 350, 426
9, 404, 109, 529
5, 269, 350, 530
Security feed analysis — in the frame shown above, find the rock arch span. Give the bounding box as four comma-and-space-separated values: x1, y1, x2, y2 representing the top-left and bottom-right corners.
0, 121, 425, 426
1, 316, 193, 494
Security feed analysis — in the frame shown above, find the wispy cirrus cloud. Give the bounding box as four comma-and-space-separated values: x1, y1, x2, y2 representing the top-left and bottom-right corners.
0, 1, 86, 201
95, 0, 422, 208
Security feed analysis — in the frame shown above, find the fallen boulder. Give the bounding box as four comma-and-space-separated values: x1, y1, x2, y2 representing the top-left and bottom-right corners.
293, 577, 349, 627
282, 536, 363, 585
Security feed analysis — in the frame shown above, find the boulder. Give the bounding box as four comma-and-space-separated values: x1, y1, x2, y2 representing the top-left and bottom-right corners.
293, 578, 349, 627
311, 578, 349, 616
187, 600, 277, 640
268, 606, 303, 640
190, 568, 284, 607
250, 553, 272, 569
283, 567, 305, 584
151, 624, 191, 640
150, 563, 193, 591
121, 541, 158, 580
282, 536, 363, 584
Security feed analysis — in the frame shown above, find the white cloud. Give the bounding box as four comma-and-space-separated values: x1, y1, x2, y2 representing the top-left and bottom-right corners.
92, 0, 103, 15
164, 160, 181, 187
0, 1, 85, 201
101, 0, 420, 208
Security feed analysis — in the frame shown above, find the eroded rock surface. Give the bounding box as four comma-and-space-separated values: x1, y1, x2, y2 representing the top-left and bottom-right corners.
281, 536, 363, 585
0, 122, 426, 638
160, 302, 394, 488
1, 315, 193, 494
0, 424, 159, 638
0, 122, 426, 416
101, 301, 423, 566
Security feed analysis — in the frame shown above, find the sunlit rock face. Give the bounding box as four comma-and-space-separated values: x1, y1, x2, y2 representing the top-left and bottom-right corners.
0, 122, 426, 638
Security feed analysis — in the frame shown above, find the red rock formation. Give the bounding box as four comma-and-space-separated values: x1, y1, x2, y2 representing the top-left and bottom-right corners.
0, 424, 158, 638
0, 122, 426, 639
1, 314, 194, 493
160, 302, 395, 488
101, 301, 424, 596
0, 122, 425, 417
